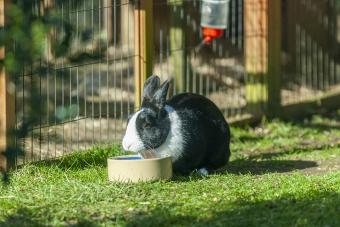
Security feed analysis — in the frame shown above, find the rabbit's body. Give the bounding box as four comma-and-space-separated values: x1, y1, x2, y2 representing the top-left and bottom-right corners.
122, 76, 230, 174
159, 93, 230, 174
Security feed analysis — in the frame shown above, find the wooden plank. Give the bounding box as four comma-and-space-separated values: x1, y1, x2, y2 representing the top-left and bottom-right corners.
228, 88, 340, 126
244, 0, 268, 116
103, 0, 113, 44
0, 0, 15, 170
169, 0, 186, 93
134, 0, 153, 109
121, 0, 133, 51
280, 83, 340, 120
244, 0, 268, 75
229, 87, 340, 126
42, 0, 54, 61
244, 0, 281, 117
267, 0, 281, 116
134, 1, 141, 109
285, 0, 296, 74
280, 90, 340, 121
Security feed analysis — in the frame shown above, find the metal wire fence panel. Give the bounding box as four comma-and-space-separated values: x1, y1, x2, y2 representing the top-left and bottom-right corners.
281, 0, 340, 105
14, 0, 135, 165
153, 0, 247, 121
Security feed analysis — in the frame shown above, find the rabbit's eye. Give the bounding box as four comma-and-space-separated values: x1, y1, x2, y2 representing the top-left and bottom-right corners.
143, 121, 151, 128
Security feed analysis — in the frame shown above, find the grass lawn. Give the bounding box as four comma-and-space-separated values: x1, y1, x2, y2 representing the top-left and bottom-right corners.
1, 110, 340, 226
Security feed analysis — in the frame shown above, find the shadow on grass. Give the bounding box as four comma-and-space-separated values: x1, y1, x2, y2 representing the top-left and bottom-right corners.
0, 207, 98, 227
125, 191, 340, 227
0, 208, 42, 227
2, 192, 339, 226
244, 142, 339, 161
172, 159, 318, 182
20, 146, 318, 178
224, 159, 317, 175
233, 134, 264, 143
31, 146, 124, 171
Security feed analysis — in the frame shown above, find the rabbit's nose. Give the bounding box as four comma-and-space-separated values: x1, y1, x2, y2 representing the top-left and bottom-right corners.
122, 138, 131, 151
122, 134, 138, 151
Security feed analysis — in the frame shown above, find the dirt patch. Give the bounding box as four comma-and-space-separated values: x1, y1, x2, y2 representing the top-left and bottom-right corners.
233, 136, 340, 175
300, 157, 340, 175
240, 137, 340, 160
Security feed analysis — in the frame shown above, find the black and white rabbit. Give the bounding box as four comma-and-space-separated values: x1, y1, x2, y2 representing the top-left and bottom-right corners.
122, 75, 230, 175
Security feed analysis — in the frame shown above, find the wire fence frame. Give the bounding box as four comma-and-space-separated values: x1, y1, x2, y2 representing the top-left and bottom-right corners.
0, 0, 339, 169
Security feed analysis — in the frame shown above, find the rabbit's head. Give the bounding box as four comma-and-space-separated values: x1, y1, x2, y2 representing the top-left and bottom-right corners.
122, 75, 171, 152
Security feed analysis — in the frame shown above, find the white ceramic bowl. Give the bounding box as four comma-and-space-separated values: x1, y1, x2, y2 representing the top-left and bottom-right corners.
107, 155, 172, 182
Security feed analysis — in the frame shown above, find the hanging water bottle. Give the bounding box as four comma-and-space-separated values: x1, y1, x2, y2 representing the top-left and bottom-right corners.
200, 0, 230, 44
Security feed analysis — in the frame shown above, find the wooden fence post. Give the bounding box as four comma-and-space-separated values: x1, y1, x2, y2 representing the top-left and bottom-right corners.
121, 0, 134, 51
169, 0, 186, 93
134, 0, 153, 109
267, 0, 281, 116
244, 0, 281, 117
103, 0, 113, 44
0, 0, 15, 170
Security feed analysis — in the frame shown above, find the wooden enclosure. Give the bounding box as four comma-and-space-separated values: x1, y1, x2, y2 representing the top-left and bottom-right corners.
1, 0, 340, 170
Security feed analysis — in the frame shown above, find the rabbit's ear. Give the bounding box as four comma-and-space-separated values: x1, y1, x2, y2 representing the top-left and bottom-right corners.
153, 80, 169, 110
142, 75, 160, 104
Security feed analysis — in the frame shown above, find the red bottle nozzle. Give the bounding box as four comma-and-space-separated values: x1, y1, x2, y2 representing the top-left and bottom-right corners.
202, 27, 224, 44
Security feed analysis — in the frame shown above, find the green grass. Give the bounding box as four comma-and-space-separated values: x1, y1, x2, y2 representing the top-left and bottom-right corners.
1, 110, 340, 226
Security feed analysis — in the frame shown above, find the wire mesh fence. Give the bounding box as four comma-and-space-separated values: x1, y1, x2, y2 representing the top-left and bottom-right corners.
14, 0, 135, 165
281, 0, 340, 105
4, 0, 340, 167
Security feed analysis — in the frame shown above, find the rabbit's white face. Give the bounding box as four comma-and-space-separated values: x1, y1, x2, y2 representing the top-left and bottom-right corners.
122, 105, 184, 162
122, 110, 145, 152
122, 107, 171, 152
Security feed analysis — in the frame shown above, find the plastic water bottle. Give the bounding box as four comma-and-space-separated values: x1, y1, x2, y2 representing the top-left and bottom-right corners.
199, 0, 230, 45
201, 0, 230, 29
